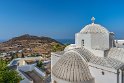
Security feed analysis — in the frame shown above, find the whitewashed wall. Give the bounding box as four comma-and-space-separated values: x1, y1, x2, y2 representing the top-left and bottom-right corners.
18, 65, 35, 72
75, 33, 109, 57
91, 33, 109, 50
75, 33, 91, 48
89, 65, 117, 83
51, 53, 61, 68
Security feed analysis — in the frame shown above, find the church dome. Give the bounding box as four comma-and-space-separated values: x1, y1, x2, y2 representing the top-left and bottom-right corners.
52, 51, 94, 83
80, 23, 109, 34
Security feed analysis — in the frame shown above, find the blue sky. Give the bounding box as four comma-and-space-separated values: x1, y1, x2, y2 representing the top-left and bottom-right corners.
0, 0, 124, 39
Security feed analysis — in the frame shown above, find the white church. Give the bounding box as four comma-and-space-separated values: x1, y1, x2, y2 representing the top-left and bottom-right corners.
51, 17, 124, 83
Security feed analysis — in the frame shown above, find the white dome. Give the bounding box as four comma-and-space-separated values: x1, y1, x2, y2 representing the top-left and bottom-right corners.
80, 23, 109, 34
64, 44, 77, 51
52, 51, 94, 83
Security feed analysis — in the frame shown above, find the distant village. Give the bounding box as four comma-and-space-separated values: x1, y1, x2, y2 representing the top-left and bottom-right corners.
0, 34, 65, 60
0, 34, 65, 83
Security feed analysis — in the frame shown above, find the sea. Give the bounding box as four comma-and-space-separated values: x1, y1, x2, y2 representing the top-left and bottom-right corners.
0, 40, 5, 43
56, 39, 75, 44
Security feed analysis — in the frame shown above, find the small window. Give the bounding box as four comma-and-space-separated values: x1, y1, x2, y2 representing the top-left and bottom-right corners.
82, 40, 84, 46
123, 43, 124, 45
102, 71, 105, 75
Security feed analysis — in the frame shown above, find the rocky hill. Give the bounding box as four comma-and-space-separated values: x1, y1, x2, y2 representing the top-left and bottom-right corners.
0, 34, 65, 56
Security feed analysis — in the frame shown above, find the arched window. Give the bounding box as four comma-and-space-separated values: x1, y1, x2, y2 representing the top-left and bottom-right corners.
82, 39, 84, 46
102, 71, 105, 75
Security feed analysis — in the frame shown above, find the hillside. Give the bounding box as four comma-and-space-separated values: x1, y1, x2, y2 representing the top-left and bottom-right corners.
0, 34, 65, 56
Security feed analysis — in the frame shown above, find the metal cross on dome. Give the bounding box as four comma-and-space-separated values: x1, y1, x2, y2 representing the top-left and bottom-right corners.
91, 17, 95, 24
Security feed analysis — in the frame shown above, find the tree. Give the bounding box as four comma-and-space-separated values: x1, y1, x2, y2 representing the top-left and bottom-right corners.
0, 59, 22, 83
36, 61, 45, 70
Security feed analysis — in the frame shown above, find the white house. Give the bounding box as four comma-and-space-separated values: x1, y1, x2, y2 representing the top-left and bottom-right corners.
51, 17, 124, 83
8, 56, 46, 83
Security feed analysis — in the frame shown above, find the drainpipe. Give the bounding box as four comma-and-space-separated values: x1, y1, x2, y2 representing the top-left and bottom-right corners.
122, 70, 124, 83
121, 70, 123, 83
117, 69, 120, 83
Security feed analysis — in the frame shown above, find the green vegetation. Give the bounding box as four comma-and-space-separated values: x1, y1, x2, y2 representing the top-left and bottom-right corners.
36, 61, 45, 71
30, 53, 40, 57
0, 59, 22, 83
52, 44, 65, 52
